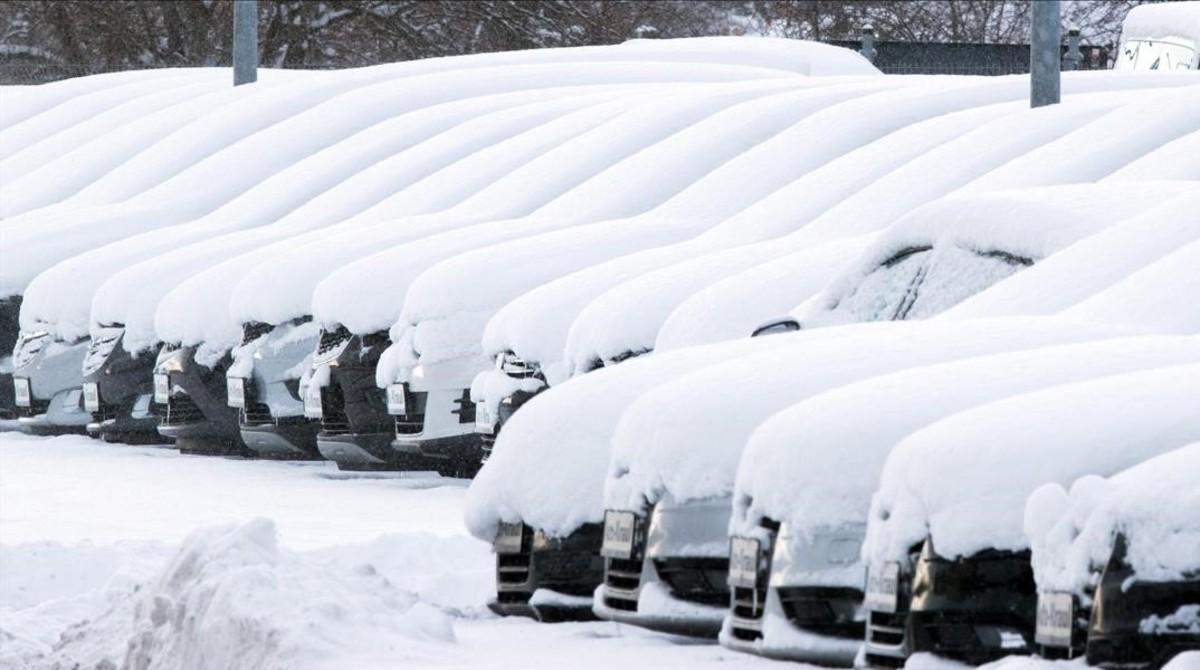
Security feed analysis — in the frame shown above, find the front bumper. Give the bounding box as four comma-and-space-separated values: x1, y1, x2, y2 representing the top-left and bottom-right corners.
12, 333, 89, 434
489, 523, 604, 622
389, 356, 484, 476
595, 498, 731, 638
312, 329, 406, 470
156, 345, 246, 455
81, 327, 163, 442
723, 522, 865, 666
1087, 536, 1200, 669
235, 320, 320, 458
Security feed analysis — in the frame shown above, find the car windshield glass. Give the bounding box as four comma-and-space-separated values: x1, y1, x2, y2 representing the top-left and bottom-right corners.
1115, 38, 1197, 71
905, 246, 1032, 319
833, 246, 931, 322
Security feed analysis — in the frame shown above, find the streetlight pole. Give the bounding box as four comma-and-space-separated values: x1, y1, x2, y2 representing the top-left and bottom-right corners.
233, 0, 258, 86
1030, 0, 1061, 107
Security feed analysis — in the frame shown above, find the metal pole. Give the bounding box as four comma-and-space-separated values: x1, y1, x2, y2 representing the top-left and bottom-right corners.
861, 25, 877, 64
1065, 27, 1082, 70
1030, 0, 1061, 107
233, 0, 257, 86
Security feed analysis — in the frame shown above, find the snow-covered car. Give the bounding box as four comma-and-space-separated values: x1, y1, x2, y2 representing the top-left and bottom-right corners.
473, 81, 1198, 453
723, 335, 1200, 666
226, 76, 830, 465
859, 363, 1200, 668
1115, 0, 1200, 71
1025, 444, 1200, 667
307, 76, 903, 472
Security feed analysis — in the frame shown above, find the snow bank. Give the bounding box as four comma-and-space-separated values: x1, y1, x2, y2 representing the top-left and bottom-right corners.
654, 236, 868, 350
1026, 443, 1200, 600
1121, 1, 1200, 43
602, 318, 1117, 515
731, 336, 1200, 551
1059, 238, 1200, 334
12, 519, 456, 670
943, 192, 1200, 319
464, 332, 814, 541
796, 182, 1195, 329
864, 363, 1200, 566
0, 67, 209, 129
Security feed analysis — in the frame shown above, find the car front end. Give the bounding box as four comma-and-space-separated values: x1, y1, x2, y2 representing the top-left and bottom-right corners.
488, 521, 605, 622
80, 325, 163, 443
310, 327, 403, 471
11, 330, 89, 435
0, 295, 22, 420
387, 354, 482, 477
230, 319, 321, 459
862, 547, 919, 669
723, 520, 865, 666
594, 496, 731, 638
1086, 535, 1200, 669
155, 343, 246, 455
476, 351, 546, 463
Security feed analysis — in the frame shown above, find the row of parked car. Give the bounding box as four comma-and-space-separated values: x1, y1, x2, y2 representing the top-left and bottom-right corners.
2, 3, 1198, 668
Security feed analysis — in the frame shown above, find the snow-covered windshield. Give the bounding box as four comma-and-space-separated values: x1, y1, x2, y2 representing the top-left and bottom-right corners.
1115, 38, 1197, 71
831, 245, 1030, 322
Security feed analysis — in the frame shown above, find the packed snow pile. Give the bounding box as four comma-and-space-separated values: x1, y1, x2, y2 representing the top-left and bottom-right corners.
1025, 443, 1200, 596
10, 519, 457, 670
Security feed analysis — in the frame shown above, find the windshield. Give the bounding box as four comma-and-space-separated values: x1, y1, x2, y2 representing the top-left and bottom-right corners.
834, 246, 932, 322
1114, 37, 1197, 71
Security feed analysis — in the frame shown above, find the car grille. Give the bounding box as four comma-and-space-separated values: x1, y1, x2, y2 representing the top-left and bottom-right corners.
730, 585, 767, 641
604, 557, 643, 612
479, 432, 496, 461
777, 586, 865, 639
392, 387, 427, 435
317, 326, 352, 357
241, 321, 273, 346
654, 557, 729, 607
241, 398, 273, 424
91, 401, 120, 424
319, 383, 351, 435
163, 391, 204, 425
868, 609, 909, 649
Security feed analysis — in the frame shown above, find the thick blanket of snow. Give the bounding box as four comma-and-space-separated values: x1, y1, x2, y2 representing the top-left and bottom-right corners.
864, 363, 1200, 565
0, 71, 311, 218
730, 336, 1200, 553
0, 68, 214, 130
1121, 0, 1200, 42
1107, 128, 1200, 181
1026, 443, 1200, 599
599, 318, 1118, 515
1, 432, 787, 670
943, 192, 1200, 319
250, 78, 817, 338
1058, 238, 1200, 334
796, 181, 1196, 328
158, 85, 677, 355
465, 331, 822, 541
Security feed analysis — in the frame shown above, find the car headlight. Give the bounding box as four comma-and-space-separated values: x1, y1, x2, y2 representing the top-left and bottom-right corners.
13, 331, 50, 370
81, 334, 121, 376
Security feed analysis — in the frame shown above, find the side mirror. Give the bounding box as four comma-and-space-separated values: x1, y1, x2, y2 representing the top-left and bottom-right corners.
750, 317, 801, 338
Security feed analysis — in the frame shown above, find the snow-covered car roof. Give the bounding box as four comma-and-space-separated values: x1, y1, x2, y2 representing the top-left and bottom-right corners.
863, 363, 1200, 565
601, 317, 1123, 518
1025, 442, 1200, 596
2, 48, 799, 301
1057, 238, 1200, 334
1118, 1, 1200, 57
730, 336, 1200, 547
156, 83, 694, 357
24, 79, 655, 344
795, 181, 1196, 329
941, 191, 1200, 320
392, 77, 1076, 382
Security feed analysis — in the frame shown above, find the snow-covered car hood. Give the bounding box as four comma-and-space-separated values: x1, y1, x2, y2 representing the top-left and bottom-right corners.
1025, 442, 1200, 596
795, 181, 1197, 329
864, 362, 1200, 566
601, 317, 1125, 517
942, 191, 1200, 320
730, 335, 1200, 543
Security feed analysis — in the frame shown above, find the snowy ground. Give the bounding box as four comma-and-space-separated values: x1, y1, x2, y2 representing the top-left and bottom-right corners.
1, 431, 1181, 670
0, 431, 789, 669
